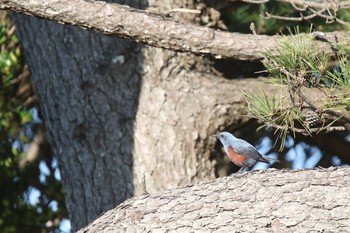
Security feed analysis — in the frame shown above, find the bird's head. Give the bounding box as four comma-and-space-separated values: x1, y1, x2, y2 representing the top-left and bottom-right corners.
214, 131, 237, 146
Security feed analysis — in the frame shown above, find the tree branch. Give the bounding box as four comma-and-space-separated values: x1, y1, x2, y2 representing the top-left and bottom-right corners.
238, 0, 350, 26
307, 7, 349, 25
264, 10, 322, 22
236, 0, 350, 10
267, 122, 347, 135
0, 0, 348, 61
78, 167, 350, 232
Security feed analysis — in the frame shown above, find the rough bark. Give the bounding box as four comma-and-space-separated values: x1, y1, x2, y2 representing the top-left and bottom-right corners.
132, 62, 272, 193
129, 0, 272, 195
78, 166, 350, 233
11, 9, 145, 230
1, 0, 348, 61
9, 0, 273, 230
7, 0, 347, 231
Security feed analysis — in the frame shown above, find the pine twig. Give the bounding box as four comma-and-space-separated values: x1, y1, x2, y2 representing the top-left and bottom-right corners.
267, 123, 346, 135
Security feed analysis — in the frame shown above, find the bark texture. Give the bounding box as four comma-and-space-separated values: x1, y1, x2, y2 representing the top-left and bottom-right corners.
8, 0, 347, 231
78, 167, 350, 233
12, 7, 146, 230
10, 0, 268, 230
131, 0, 262, 195
1, 0, 348, 61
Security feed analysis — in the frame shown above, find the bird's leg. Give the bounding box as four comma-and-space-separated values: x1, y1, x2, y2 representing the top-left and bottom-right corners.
238, 167, 246, 172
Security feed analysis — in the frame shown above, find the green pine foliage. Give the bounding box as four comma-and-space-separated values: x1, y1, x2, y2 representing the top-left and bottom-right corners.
244, 27, 350, 150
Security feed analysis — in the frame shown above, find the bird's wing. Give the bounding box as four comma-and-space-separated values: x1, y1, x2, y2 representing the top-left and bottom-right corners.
232, 139, 270, 164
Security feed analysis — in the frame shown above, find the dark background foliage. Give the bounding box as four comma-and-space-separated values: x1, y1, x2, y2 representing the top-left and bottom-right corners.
0, 12, 67, 233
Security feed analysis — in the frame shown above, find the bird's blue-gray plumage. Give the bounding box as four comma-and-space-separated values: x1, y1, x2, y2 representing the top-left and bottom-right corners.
216, 131, 270, 164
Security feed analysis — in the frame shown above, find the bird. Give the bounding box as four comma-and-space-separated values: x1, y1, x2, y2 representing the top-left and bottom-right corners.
215, 131, 276, 172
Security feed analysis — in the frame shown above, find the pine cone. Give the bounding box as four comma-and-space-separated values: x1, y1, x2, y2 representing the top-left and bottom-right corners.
305, 110, 320, 126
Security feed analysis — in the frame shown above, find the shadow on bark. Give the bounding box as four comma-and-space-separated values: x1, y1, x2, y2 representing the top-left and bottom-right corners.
12, 13, 143, 230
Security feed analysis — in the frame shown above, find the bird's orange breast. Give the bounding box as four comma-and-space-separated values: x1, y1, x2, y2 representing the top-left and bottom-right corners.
227, 145, 252, 167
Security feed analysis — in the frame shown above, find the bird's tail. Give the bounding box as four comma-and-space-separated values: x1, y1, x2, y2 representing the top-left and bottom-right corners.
261, 155, 280, 164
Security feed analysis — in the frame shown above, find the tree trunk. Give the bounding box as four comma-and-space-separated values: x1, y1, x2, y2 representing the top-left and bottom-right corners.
10, 0, 334, 231
11, 0, 261, 230
12, 3, 145, 228
78, 167, 350, 232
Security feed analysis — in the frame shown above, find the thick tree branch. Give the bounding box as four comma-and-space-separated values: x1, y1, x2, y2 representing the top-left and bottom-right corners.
1, 0, 349, 61
78, 167, 350, 232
